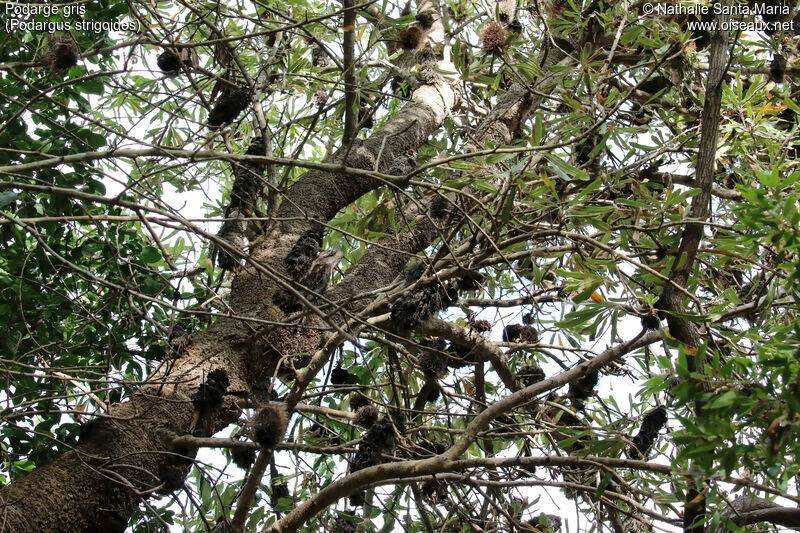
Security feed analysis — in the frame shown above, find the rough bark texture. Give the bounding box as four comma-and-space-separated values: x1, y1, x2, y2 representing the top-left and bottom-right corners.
0, 73, 458, 533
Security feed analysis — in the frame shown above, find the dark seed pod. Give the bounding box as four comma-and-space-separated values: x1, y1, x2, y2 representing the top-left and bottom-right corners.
157, 46, 198, 74
470, 318, 492, 333
637, 75, 672, 95
771, 53, 787, 83
522, 312, 535, 325
208, 87, 251, 127
419, 348, 448, 380
252, 403, 288, 449
430, 195, 451, 220
568, 369, 599, 400
331, 366, 351, 385
508, 19, 523, 33
641, 313, 661, 331
158, 464, 186, 493
628, 405, 667, 459
503, 324, 539, 343
354, 405, 379, 428
390, 282, 458, 330
446, 341, 476, 368
45, 33, 79, 72
517, 365, 545, 387
231, 446, 257, 469
284, 230, 323, 279
191, 369, 229, 412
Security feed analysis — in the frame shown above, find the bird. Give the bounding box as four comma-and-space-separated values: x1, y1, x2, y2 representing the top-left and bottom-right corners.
274, 249, 343, 312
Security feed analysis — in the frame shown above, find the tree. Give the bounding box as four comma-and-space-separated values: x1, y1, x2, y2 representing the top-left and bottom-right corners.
1, 0, 800, 531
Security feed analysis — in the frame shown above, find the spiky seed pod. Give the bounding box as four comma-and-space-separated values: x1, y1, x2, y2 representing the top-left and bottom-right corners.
568, 369, 599, 400
252, 403, 289, 449
419, 349, 448, 380
522, 312, 535, 325
45, 33, 79, 72
399, 25, 427, 51
352, 416, 397, 473
208, 87, 251, 127
416, 11, 436, 29
311, 44, 330, 67
231, 446, 257, 469
389, 409, 407, 435
517, 365, 546, 387
503, 324, 539, 343
470, 318, 492, 333
350, 392, 370, 411
628, 405, 667, 459
430, 195, 451, 220
508, 19, 523, 33
284, 230, 323, 279
388, 149, 417, 177
771, 54, 787, 83
191, 369, 229, 411
354, 405, 379, 428
480, 22, 508, 54
390, 282, 458, 330
158, 464, 186, 493
331, 366, 351, 385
